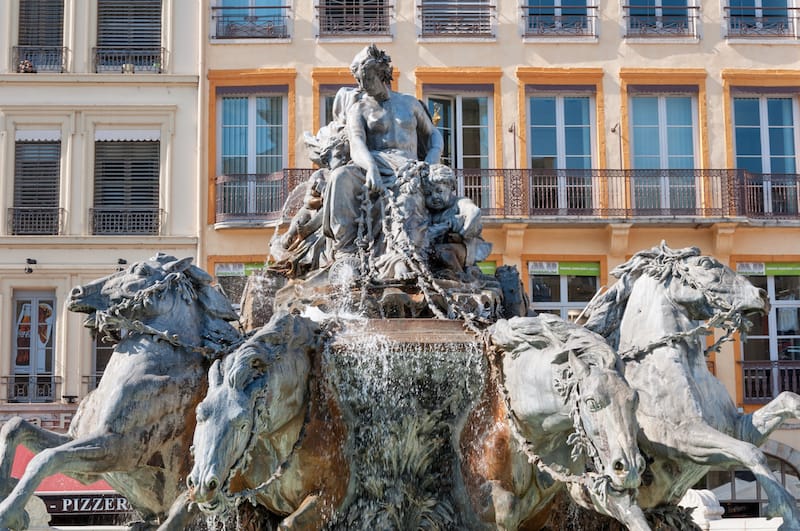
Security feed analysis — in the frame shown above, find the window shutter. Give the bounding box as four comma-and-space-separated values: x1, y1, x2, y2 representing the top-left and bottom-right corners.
13, 141, 61, 234
93, 141, 160, 234
97, 0, 162, 48
19, 0, 64, 47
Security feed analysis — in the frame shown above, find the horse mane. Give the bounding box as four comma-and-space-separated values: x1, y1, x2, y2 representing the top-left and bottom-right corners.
581, 242, 700, 349
491, 314, 617, 369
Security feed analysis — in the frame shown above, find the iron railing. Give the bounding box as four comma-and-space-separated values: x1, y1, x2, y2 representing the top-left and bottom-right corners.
92, 47, 164, 73
523, 4, 597, 37
216, 168, 800, 222
90, 208, 164, 235
211, 5, 291, 39
624, 4, 700, 37
419, 1, 495, 37
2, 374, 61, 403
725, 6, 798, 37
12, 46, 67, 73
741, 360, 800, 404
7, 207, 65, 235
317, 2, 392, 37
736, 172, 800, 219
216, 170, 311, 224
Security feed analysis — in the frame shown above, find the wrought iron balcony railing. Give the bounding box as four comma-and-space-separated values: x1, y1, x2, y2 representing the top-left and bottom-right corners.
741, 360, 800, 404
523, 5, 597, 37
90, 208, 164, 235
725, 6, 798, 37
215, 168, 800, 223
7, 207, 65, 235
211, 5, 291, 39
624, 4, 700, 37
317, 2, 392, 37
2, 374, 61, 403
419, 1, 495, 37
13, 46, 67, 73
93, 47, 164, 73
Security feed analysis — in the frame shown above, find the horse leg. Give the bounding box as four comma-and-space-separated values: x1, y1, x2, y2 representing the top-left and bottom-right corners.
0, 433, 131, 531
279, 494, 325, 531
156, 491, 200, 531
738, 391, 800, 446
0, 417, 70, 497
672, 423, 800, 531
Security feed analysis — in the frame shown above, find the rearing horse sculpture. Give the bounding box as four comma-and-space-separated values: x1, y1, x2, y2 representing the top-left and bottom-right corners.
0, 254, 241, 531
582, 243, 800, 530
461, 313, 649, 530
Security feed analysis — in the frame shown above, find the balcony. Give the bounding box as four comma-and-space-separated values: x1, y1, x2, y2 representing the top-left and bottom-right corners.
419, 1, 495, 38
523, 5, 597, 37
725, 6, 798, 37
211, 5, 291, 39
216, 168, 800, 223
216, 170, 310, 225
12, 46, 67, 73
92, 47, 164, 74
90, 208, 164, 235
2, 374, 61, 403
624, 4, 699, 37
7, 207, 65, 235
317, 2, 391, 37
741, 360, 800, 404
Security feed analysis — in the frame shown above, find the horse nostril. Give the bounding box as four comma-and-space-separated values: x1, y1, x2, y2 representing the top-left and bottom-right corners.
206, 477, 219, 492
187, 476, 195, 489
70, 286, 84, 298
614, 460, 626, 473
637, 455, 647, 473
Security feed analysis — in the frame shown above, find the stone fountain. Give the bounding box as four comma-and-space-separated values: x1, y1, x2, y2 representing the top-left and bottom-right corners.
3, 45, 800, 531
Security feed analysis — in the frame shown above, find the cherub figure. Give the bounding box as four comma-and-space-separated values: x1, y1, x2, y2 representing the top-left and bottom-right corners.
423, 164, 491, 279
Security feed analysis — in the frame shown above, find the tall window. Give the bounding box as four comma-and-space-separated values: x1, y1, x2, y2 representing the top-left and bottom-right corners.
525, 0, 594, 36
10, 292, 57, 403
217, 92, 287, 220
734, 94, 799, 216
212, 0, 289, 39
318, 0, 391, 36
12, 135, 62, 235
727, 0, 793, 36
626, 0, 693, 36
528, 93, 595, 212
88, 335, 115, 391
93, 139, 161, 234
16, 0, 65, 72
95, 0, 163, 73
528, 261, 600, 321
738, 262, 800, 402
426, 90, 493, 208
630, 92, 698, 212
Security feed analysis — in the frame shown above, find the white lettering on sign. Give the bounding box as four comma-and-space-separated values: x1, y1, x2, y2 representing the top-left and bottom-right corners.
42, 494, 131, 514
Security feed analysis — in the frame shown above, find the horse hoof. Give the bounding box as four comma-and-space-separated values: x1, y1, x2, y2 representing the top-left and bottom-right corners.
0, 509, 30, 531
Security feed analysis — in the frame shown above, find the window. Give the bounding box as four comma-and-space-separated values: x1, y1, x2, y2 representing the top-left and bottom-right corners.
92, 139, 161, 234
524, 0, 595, 37
630, 92, 699, 212
419, 0, 494, 38
87, 334, 115, 392
212, 0, 290, 39
426, 90, 493, 208
9, 292, 57, 403
15, 0, 65, 72
528, 261, 599, 321
626, 0, 695, 36
11, 133, 62, 235
318, 0, 391, 37
95, 0, 163, 73
216, 91, 288, 221
701, 457, 800, 518
734, 94, 799, 216
528, 92, 596, 212
738, 263, 800, 402
727, 0, 795, 37
319, 84, 357, 126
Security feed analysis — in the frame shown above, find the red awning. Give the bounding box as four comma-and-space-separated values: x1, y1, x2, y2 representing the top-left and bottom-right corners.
12, 446, 114, 493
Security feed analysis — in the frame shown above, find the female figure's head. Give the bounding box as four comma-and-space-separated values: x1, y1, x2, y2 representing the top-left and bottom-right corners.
350, 45, 393, 97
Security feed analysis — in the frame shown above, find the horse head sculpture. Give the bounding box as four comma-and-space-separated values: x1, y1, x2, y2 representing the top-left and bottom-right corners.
188, 313, 346, 529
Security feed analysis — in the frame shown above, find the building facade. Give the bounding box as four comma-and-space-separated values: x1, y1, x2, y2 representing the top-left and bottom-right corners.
0, 0, 200, 521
